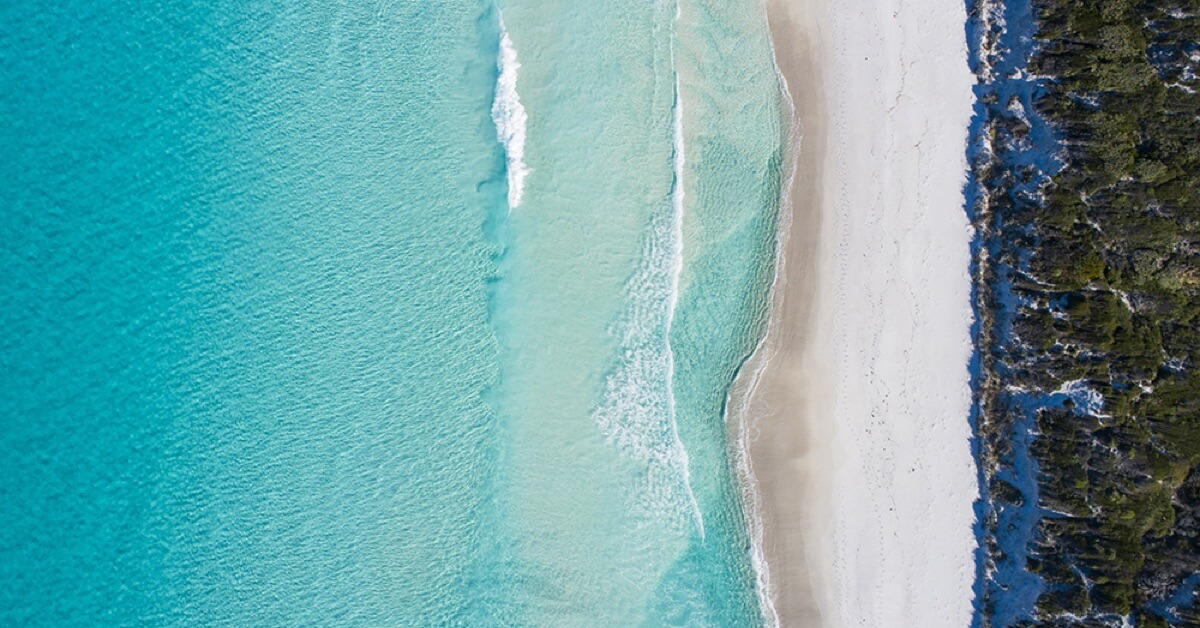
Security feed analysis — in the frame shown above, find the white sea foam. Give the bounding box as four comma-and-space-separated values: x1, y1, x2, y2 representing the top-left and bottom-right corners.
492, 17, 529, 209
592, 74, 703, 539
667, 75, 703, 537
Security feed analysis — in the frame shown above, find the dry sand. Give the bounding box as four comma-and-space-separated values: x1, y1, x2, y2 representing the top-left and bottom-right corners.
732, 0, 978, 626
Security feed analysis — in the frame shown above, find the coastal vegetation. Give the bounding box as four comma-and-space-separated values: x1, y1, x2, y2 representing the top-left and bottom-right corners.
973, 0, 1200, 624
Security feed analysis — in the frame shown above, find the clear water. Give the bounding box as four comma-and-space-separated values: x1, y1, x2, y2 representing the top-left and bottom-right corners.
0, 0, 782, 624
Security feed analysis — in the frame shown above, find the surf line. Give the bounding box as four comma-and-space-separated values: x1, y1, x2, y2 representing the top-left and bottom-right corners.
662, 0, 704, 540
666, 68, 705, 541
589, 6, 705, 540
492, 11, 529, 210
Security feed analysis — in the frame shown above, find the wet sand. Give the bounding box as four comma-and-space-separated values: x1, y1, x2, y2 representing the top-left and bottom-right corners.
730, 0, 834, 625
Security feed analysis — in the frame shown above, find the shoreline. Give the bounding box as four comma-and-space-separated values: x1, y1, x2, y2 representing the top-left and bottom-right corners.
731, 0, 833, 624
737, 0, 979, 625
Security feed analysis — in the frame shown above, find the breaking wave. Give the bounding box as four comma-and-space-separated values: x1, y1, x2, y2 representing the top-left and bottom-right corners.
592, 76, 703, 538
492, 16, 529, 209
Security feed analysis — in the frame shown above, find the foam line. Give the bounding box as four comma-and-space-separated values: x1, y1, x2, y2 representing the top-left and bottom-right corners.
492, 16, 529, 209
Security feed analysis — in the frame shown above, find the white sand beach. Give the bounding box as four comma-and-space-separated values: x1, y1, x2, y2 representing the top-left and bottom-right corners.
733, 0, 979, 625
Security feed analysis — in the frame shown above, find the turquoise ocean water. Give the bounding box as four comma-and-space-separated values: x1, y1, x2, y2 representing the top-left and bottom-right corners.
1, 1, 782, 624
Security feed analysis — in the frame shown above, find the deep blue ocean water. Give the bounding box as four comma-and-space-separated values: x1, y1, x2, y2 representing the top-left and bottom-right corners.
1, 0, 783, 625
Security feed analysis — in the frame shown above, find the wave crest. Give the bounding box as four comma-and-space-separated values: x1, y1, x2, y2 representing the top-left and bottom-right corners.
492, 18, 529, 209
592, 77, 703, 538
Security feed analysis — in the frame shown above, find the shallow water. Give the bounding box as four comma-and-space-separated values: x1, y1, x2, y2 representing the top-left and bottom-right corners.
0, 0, 782, 623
